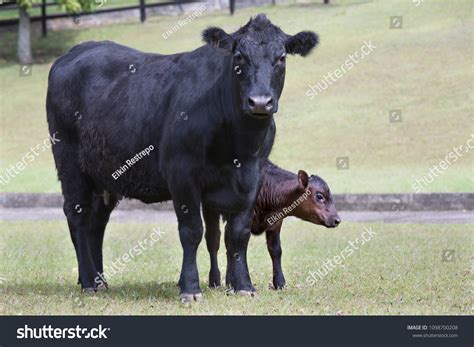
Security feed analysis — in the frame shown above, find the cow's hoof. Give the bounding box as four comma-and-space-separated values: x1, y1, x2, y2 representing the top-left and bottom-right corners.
236, 290, 256, 297
82, 283, 108, 294
97, 283, 108, 291
179, 292, 203, 303
82, 287, 97, 295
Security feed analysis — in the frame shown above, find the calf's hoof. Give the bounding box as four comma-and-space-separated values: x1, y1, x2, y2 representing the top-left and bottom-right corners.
271, 282, 286, 290
209, 271, 221, 288
179, 292, 203, 303
209, 279, 221, 289
272, 276, 286, 290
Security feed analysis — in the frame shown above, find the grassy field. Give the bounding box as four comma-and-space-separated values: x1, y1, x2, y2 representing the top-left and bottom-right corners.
0, 219, 471, 315
0, 0, 473, 194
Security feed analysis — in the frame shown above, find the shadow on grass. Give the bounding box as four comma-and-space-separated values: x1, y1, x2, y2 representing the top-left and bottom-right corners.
0, 28, 79, 64
3, 281, 188, 302
103, 281, 180, 301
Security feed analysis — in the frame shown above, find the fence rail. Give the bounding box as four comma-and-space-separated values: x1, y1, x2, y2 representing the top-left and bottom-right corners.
0, 0, 203, 36
0, 0, 330, 33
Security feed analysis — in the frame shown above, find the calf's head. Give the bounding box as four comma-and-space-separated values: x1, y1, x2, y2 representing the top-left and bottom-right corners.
203, 14, 318, 118
292, 170, 340, 228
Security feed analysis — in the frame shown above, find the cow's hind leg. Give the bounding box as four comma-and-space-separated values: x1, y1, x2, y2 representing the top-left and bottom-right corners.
89, 193, 118, 289
203, 206, 221, 288
61, 172, 103, 292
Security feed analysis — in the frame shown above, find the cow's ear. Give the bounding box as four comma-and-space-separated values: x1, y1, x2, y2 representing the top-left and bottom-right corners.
298, 170, 309, 189
285, 31, 319, 57
202, 27, 234, 51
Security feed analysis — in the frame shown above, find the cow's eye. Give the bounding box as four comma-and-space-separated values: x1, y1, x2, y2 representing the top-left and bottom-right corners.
234, 52, 245, 63
279, 54, 286, 63
315, 193, 325, 202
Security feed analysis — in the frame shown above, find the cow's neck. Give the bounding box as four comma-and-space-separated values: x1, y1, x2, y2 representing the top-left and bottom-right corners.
210, 52, 275, 159
232, 116, 273, 158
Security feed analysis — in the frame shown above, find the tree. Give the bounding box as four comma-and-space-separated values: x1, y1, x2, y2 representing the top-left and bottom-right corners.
17, 0, 95, 64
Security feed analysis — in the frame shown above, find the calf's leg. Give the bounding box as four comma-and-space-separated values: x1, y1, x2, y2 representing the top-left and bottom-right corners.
266, 222, 286, 289
203, 206, 221, 288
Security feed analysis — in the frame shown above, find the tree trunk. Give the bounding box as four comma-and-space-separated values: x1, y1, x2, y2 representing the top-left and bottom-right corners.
17, 6, 33, 64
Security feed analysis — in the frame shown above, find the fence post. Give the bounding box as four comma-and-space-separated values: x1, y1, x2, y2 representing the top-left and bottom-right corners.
139, 0, 146, 22
41, 0, 47, 36
229, 0, 235, 15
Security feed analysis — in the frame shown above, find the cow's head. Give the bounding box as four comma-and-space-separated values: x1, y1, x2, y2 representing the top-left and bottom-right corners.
203, 14, 319, 119
291, 171, 341, 228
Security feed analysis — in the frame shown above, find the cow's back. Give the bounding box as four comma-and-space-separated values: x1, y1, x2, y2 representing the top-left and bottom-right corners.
46, 41, 173, 201
47, 41, 159, 128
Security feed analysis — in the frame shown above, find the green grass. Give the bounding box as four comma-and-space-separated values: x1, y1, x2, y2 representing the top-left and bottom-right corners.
0, 219, 471, 315
0, 0, 473, 193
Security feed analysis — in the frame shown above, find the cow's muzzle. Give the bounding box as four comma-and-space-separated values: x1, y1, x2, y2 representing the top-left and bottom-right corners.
248, 95, 275, 116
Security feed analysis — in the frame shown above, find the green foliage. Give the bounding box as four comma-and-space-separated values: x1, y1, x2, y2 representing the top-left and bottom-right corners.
17, 0, 96, 13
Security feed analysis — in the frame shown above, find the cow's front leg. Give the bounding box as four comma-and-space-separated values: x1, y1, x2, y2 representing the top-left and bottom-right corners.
170, 180, 203, 302
266, 223, 285, 289
225, 209, 255, 295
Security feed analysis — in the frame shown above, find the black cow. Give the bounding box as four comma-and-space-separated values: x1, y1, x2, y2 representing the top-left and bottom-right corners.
46, 14, 318, 301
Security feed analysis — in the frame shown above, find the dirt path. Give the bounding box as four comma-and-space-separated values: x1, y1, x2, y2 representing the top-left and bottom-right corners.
0, 208, 473, 224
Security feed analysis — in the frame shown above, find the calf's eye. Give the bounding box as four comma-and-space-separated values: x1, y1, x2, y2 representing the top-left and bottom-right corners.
315, 193, 325, 202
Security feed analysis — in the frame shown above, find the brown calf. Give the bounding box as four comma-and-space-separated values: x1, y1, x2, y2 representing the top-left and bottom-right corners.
203, 160, 340, 290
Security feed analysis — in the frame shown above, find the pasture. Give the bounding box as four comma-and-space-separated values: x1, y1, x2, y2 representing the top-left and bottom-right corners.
0, 219, 471, 315
0, 0, 472, 316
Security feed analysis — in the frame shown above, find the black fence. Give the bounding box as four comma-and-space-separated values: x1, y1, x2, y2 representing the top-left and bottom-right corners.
0, 0, 204, 36
0, 0, 330, 36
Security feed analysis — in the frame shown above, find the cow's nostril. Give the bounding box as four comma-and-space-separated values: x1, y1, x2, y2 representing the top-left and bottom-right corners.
334, 218, 341, 226
248, 95, 274, 115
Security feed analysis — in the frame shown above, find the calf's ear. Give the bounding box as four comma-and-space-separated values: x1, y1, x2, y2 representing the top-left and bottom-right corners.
285, 31, 319, 57
298, 170, 309, 189
202, 27, 234, 52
